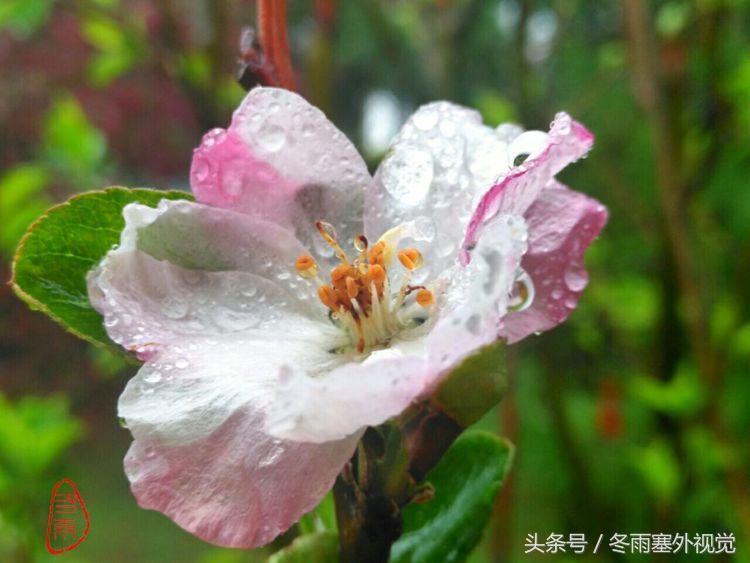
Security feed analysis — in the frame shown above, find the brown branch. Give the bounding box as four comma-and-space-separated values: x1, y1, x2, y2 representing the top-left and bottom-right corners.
257, 0, 296, 91
623, 0, 716, 386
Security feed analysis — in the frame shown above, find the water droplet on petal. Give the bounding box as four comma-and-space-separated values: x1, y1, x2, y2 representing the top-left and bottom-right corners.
143, 370, 162, 384
175, 358, 189, 369
508, 268, 535, 312
508, 130, 549, 167
564, 265, 588, 291
413, 108, 438, 130
162, 296, 189, 319
258, 123, 286, 152
380, 143, 433, 206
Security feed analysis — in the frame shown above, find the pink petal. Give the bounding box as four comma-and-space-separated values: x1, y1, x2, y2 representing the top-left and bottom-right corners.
462, 112, 594, 264
500, 183, 607, 343
190, 87, 371, 257
125, 409, 358, 548
119, 339, 359, 548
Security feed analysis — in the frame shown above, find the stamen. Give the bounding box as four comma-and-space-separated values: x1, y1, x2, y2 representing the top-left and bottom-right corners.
318, 285, 339, 312
368, 241, 386, 266
365, 264, 386, 295
301, 220, 439, 354
398, 248, 423, 270
345, 277, 359, 300
295, 254, 318, 279
315, 220, 349, 263
416, 289, 434, 307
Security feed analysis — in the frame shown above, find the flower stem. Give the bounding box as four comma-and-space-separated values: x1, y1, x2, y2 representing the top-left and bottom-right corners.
257, 0, 297, 90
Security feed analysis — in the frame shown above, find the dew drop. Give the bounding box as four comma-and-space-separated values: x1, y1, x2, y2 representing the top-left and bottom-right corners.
413, 108, 438, 131
162, 296, 189, 319
508, 268, 535, 312
175, 358, 189, 369
143, 370, 162, 384
564, 265, 588, 291
257, 123, 286, 152
192, 157, 210, 182
380, 144, 433, 206
508, 130, 549, 167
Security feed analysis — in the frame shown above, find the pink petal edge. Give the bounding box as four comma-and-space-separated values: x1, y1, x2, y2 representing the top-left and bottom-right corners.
501, 184, 608, 343
461, 113, 595, 265
125, 409, 359, 548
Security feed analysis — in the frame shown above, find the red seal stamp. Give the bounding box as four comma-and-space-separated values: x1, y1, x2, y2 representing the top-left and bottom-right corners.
45, 478, 89, 554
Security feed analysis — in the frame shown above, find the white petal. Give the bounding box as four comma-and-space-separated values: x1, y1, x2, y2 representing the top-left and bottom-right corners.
367, 101, 517, 276
88, 199, 338, 355
267, 348, 427, 443
426, 214, 528, 372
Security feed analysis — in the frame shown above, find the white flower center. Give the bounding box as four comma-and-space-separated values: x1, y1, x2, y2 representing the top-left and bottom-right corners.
295, 221, 435, 354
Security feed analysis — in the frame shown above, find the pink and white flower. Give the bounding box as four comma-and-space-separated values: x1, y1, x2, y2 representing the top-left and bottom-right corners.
87, 87, 606, 548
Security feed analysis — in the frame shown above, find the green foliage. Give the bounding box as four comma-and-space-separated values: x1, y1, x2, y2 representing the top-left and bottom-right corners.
631, 439, 682, 506
267, 532, 339, 563
0, 393, 83, 484
297, 493, 337, 535
0, 0, 54, 38
0, 393, 83, 560
12, 187, 192, 355
630, 363, 706, 418
41, 94, 108, 188
82, 14, 146, 86
391, 431, 514, 563
0, 164, 52, 257
432, 342, 507, 428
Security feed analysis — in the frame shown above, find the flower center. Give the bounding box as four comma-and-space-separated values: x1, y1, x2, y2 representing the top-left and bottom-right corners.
295, 221, 434, 354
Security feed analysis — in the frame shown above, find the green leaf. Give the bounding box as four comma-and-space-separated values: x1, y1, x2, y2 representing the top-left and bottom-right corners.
391, 431, 514, 563
297, 492, 337, 534
431, 342, 507, 428
629, 362, 706, 418
11, 187, 192, 355
41, 94, 108, 186
0, 0, 54, 38
631, 439, 682, 506
268, 532, 339, 563
0, 392, 83, 482
82, 15, 146, 86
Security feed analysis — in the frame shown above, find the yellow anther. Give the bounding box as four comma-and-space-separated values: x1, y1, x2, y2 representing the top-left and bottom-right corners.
331, 264, 356, 285
318, 285, 339, 311
295, 254, 318, 279
367, 241, 386, 266
316, 220, 349, 263
398, 248, 423, 271
416, 288, 434, 307
366, 264, 386, 284
345, 277, 359, 300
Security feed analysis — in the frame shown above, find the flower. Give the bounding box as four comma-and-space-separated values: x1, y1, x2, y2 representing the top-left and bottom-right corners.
87, 87, 606, 548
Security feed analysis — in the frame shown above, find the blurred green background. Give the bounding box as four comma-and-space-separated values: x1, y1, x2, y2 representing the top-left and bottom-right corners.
1, 0, 749, 561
